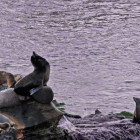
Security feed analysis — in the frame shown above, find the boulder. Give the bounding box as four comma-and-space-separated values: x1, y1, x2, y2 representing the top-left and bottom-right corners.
0, 100, 63, 139
0, 76, 66, 139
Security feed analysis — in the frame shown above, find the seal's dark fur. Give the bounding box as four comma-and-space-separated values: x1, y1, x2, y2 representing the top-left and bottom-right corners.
14, 51, 50, 97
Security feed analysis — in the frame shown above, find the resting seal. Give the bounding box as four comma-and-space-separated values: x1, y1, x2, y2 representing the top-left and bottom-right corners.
5, 73, 16, 88
14, 51, 50, 97
133, 97, 140, 123
0, 71, 21, 88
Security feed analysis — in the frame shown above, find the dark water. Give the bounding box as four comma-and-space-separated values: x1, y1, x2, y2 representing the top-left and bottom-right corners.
0, 0, 140, 116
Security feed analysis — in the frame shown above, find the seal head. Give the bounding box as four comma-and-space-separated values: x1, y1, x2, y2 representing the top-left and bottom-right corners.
31, 51, 50, 73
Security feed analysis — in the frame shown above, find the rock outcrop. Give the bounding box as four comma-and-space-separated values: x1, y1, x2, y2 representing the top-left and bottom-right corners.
1, 72, 140, 140
0, 100, 63, 139
66, 112, 140, 140
0, 72, 66, 139
0, 98, 140, 140
0, 127, 17, 140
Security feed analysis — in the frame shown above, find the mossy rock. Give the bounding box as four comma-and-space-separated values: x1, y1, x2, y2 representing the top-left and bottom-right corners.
116, 111, 133, 119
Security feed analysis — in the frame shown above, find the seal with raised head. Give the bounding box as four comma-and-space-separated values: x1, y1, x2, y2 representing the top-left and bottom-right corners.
14, 51, 50, 97
133, 97, 140, 123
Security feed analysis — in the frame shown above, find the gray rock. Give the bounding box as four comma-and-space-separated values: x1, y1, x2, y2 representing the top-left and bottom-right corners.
0, 128, 17, 140
0, 100, 63, 139
0, 88, 21, 108
0, 79, 69, 139
68, 113, 140, 140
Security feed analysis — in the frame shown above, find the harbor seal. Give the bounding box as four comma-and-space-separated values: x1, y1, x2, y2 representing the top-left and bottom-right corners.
133, 97, 140, 123
14, 51, 50, 97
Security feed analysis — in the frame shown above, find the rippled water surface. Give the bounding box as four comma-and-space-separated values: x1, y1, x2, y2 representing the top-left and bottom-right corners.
0, 0, 140, 116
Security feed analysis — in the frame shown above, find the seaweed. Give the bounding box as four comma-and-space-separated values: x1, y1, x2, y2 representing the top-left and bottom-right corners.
52, 100, 65, 112
116, 111, 133, 119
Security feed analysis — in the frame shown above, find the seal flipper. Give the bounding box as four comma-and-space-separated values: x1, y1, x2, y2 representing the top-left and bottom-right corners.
14, 81, 38, 96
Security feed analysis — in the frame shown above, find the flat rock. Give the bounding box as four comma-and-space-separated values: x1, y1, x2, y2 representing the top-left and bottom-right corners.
67, 113, 140, 140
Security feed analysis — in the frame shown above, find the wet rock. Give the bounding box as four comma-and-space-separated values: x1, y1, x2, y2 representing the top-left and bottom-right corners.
0, 114, 17, 140
1, 75, 140, 139
0, 83, 8, 91
0, 98, 140, 140
0, 127, 17, 140
0, 100, 63, 139
0, 79, 68, 139
58, 116, 76, 133
68, 112, 140, 140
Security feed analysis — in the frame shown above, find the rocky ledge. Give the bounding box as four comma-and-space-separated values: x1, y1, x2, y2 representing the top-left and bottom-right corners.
0, 101, 140, 140
0, 100, 65, 140
0, 82, 140, 140
64, 111, 140, 140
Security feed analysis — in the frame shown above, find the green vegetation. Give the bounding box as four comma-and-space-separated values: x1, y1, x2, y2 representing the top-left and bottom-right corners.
116, 111, 133, 119
52, 100, 65, 112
